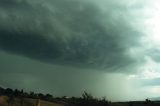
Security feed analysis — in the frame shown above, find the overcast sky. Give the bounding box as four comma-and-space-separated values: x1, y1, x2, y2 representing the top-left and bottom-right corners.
0, 0, 160, 101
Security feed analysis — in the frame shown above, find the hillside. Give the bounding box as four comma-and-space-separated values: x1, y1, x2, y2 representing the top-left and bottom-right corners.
1, 96, 160, 106
0, 87, 109, 106
0, 96, 65, 106
1, 87, 160, 106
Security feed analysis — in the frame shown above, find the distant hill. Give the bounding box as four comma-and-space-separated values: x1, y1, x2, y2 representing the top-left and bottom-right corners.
149, 97, 160, 101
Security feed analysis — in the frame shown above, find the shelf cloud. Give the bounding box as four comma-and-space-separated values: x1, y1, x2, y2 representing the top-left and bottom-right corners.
0, 0, 145, 72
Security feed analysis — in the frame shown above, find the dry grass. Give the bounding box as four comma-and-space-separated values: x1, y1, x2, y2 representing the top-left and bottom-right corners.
0, 96, 8, 106
0, 96, 65, 106
0, 95, 160, 106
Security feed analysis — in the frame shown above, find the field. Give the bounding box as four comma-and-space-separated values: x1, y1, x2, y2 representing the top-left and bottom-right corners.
0, 96, 65, 106
1, 96, 160, 106
111, 101, 160, 106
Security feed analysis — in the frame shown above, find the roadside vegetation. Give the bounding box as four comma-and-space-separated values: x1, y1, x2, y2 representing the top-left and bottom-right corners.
0, 87, 110, 106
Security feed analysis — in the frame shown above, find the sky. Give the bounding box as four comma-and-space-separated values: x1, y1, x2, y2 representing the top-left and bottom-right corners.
0, 0, 160, 101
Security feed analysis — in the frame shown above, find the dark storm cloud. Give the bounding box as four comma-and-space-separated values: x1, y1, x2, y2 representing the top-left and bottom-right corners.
0, 0, 142, 71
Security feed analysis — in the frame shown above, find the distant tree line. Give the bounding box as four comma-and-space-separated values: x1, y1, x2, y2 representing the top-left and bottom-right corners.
0, 87, 110, 106
0, 87, 52, 100
61, 91, 111, 106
